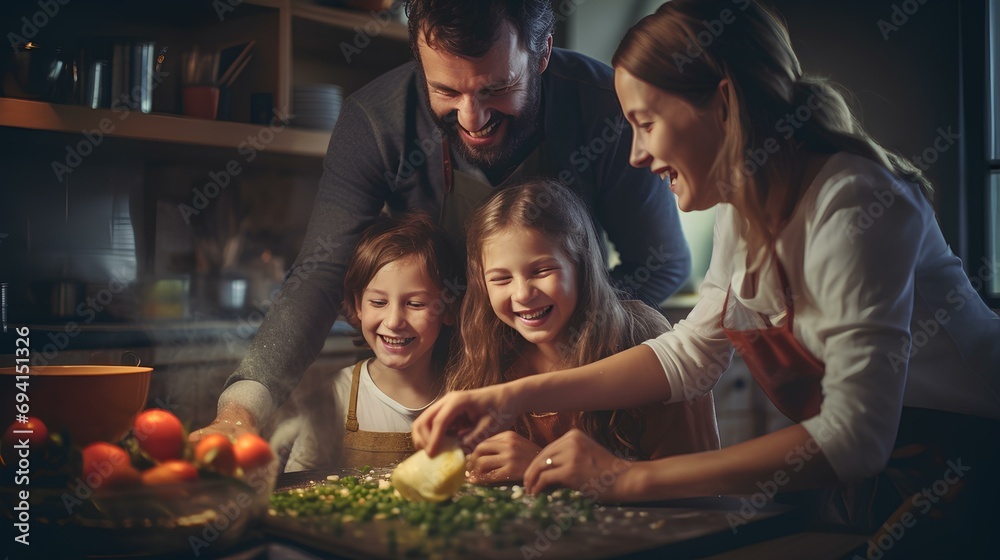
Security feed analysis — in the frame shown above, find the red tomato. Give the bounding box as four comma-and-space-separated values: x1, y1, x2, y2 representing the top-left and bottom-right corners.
141, 460, 199, 486
194, 434, 236, 475
3, 416, 49, 451
133, 409, 186, 462
233, 433, 273, 472
82, 442, 140, 491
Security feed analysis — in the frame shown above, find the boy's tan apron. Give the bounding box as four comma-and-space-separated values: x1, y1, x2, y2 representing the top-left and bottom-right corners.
341, 361, 415, 468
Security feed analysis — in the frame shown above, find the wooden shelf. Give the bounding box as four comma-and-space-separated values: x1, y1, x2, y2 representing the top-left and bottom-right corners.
0, 98, 330, 158
291, 1, 408, 42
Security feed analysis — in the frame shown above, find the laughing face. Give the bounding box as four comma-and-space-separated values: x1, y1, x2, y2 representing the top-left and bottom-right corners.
614, 68, 727, 212
418, 22, 549, 173
356, 256, 450, 375
481, 227, 578, 356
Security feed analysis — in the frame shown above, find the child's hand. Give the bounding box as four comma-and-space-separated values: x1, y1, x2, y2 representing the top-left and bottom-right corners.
465, 431, 541, 485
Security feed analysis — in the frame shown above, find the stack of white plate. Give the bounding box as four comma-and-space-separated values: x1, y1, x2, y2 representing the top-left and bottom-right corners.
293, 84, 342, 130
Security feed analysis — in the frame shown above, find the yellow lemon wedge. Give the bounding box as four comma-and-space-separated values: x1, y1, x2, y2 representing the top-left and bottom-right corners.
391, 446, 466, 502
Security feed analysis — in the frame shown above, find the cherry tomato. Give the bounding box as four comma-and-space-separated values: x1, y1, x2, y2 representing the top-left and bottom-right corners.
194, 434, 236, 475
133, 409, 186, 462
3, 416, 49, 452
233, 433, 273, 472
82, 442, 140, 491
141, 460, 199, 486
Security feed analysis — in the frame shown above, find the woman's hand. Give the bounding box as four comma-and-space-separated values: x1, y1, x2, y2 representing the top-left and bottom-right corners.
466, 431, 542, 484
412, 384, 522, 456
523, 429, 641, 503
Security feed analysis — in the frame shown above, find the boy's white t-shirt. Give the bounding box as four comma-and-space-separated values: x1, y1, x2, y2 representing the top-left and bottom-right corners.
283, 360, 432, 472
354, 359, 429, 431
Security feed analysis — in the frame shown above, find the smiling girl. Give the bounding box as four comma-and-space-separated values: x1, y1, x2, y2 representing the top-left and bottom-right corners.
447, 179, 719, 484
284, 213, 463, 471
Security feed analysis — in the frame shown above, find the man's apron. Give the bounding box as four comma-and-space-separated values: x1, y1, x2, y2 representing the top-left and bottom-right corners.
438, 136, 552, 252
719, 252, 999, 558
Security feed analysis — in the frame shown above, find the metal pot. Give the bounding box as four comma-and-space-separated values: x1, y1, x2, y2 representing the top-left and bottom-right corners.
5, 42, 77, 102
29, 279, 87, 318
217, 275, 248, 311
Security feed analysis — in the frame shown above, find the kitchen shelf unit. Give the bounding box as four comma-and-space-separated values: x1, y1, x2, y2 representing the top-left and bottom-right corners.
0, 0, 409, 158
0, 97, 330, 157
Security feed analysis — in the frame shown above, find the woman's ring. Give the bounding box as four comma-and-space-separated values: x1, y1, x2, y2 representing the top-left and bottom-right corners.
545, 457, 553, 467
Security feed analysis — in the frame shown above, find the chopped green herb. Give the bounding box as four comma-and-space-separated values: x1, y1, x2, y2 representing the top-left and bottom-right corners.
269, 470, 597, 558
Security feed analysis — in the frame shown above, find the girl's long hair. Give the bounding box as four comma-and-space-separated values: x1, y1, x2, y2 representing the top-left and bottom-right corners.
447, 179, 670, 458
612, 0, 932, 270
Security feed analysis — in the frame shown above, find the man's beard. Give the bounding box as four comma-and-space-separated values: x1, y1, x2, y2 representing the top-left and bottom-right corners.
425, 68, 542, 174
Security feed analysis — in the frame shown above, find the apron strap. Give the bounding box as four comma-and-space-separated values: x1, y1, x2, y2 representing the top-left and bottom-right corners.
345, 360, 364, 432
441, 137, 453, 196
440, 136, 453, 225
771, 251, 796, 331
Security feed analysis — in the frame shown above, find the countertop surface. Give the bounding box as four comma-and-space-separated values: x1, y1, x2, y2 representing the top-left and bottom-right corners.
201, 470, 872, 560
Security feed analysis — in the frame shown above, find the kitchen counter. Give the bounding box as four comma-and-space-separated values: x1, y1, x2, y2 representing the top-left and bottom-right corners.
206, 486, 871, 560
213, 530, 871, 560
236, 470, 868, 560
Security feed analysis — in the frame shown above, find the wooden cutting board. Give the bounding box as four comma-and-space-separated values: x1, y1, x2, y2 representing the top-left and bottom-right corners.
264, 470, 800, 559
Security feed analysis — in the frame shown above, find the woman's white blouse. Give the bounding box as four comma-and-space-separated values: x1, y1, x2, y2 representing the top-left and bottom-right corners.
644, 152, 1000, 480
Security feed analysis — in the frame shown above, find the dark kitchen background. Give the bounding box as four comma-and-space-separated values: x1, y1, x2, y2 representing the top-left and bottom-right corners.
1, 0, 998, 445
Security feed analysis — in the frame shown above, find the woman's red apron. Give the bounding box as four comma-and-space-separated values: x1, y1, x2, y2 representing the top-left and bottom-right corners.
717, 254, 999, 559
719, 258, 824, 422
